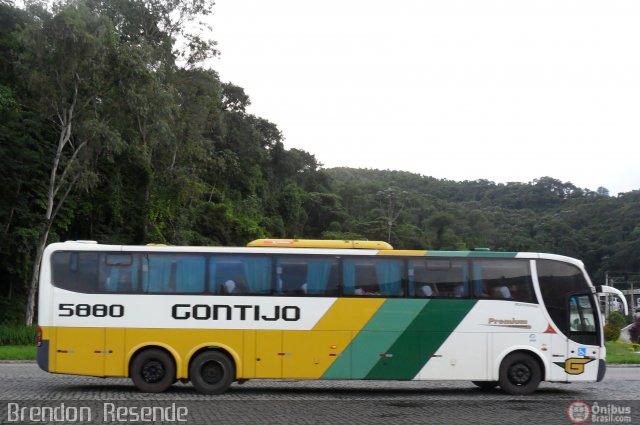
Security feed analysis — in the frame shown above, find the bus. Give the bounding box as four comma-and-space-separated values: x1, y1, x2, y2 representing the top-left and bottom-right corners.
36, 239, 626, 395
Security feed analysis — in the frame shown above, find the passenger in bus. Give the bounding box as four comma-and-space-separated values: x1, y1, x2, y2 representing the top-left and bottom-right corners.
223, 280, 236, 294
223, 274, 247, 294
454, 284, 467, 297
494, 286, 512, 299
353, 287, 381, 296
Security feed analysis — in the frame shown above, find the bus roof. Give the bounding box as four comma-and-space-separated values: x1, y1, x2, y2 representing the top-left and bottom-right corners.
50, 240, 584, 267
246, 239, 394, 250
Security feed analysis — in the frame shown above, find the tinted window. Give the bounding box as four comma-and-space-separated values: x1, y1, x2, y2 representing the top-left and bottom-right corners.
276, 256, 339, 296
343, 258, 403, 296
141, 254, 205, 293
99, 253, 139, 292
471, 259, 536, 303
537, 260, 591, 337
51, 252, 99, 293
211, 255, 272, 295
408, 259, 469, 298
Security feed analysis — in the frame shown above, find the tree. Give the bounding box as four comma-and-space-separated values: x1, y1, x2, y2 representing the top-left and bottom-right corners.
427, 212, 455, 249
376, 187, 408, 243
17, 1, 121, 325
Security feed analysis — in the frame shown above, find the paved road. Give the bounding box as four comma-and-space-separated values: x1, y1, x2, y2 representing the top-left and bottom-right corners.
1, 362, 639, 424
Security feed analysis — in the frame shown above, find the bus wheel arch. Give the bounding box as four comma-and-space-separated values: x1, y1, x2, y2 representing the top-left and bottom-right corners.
188, 348, 236, 395
498, 350, 545, 395
129, 346, 177, 393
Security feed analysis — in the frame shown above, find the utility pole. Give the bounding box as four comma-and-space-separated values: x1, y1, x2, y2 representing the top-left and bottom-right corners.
630, 280, 634, 317
604, 272, 610, 320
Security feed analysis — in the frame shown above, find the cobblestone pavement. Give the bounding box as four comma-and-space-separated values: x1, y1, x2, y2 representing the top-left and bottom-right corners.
1, 363, 639, 424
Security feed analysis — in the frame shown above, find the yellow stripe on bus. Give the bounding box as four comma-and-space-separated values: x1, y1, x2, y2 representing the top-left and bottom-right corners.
313, 298, 384, 331
40, 300, 386, 382
247, 239, 393, 250
274, 298, 385, 378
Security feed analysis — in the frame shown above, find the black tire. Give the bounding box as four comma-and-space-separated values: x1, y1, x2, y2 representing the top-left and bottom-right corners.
498, 352, 542, 395
130, 349, 176, 393
471, 380, 499, 390
189, 351, 235, 395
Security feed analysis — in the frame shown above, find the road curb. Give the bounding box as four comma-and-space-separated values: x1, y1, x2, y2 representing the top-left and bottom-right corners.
608, 363, 640, 367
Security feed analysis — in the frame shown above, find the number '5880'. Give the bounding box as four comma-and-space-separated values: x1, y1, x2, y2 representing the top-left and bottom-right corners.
58, 303, 124, 317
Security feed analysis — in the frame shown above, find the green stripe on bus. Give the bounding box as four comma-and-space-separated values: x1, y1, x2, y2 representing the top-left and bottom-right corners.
322, 299, 426, 379
351, 299, 427, 379
364, 299, 477, 380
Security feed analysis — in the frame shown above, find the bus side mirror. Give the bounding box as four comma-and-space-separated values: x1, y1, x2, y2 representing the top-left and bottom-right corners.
597, 285, 629, 315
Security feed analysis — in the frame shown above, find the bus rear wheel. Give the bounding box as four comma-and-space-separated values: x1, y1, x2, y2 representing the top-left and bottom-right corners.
189, 351, 235, 395
130, 349, 176, 393
498, 352, 541, 395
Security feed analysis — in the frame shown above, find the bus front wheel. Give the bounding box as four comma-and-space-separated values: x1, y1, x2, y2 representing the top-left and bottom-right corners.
189, 351, 235, 395
498, 352, 542, 395
130, 349, 176, 393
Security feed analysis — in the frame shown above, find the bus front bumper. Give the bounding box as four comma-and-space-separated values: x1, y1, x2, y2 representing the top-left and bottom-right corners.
597, 359, 606, 382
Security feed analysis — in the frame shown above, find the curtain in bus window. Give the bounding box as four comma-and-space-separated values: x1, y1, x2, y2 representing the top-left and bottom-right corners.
376, 260, 402, 296
208, 259, 217, 293
143, 255, 173, 292
462, 265, 470, 297
472, 262, 486, 297
104, 267, 119, 292
306, 259, 332, 295
128, 255, 139, 292
343, 260, 356, 295
276, 258, 288, 294
242, 257, 272, 294
407, 264, 416, 296
175, 256, 205, 293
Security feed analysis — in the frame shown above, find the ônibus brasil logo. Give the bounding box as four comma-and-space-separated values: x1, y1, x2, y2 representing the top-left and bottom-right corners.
567, 400, 591, 424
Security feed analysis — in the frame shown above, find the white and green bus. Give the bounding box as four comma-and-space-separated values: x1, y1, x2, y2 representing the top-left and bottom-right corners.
37, 239, 626, 395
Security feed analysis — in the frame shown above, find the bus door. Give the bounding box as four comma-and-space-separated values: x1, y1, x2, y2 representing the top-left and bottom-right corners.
564, 293, 601, 381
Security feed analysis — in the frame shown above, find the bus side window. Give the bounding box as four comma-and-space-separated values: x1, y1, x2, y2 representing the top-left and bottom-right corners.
174, 255, 205, 293
409, 259, 468, 298
101, 253, 137, 293
51, 251, 99, 293
141, 254, 205, 293
408, 261, 436, 298
472, 259, 536, 303
275, 256, 338, 296
343, 258, 403, 297
211, 256, 272, 295
276, 257, 306, 295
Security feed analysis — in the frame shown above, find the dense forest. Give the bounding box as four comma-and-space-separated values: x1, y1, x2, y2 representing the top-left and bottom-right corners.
0, 0, 638, 325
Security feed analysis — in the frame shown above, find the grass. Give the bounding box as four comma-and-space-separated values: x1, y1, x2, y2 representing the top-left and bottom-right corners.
0, 325, 37, 345
0, 325, 37, 360
0, 345, 36, 360
605, 340, 640, 364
